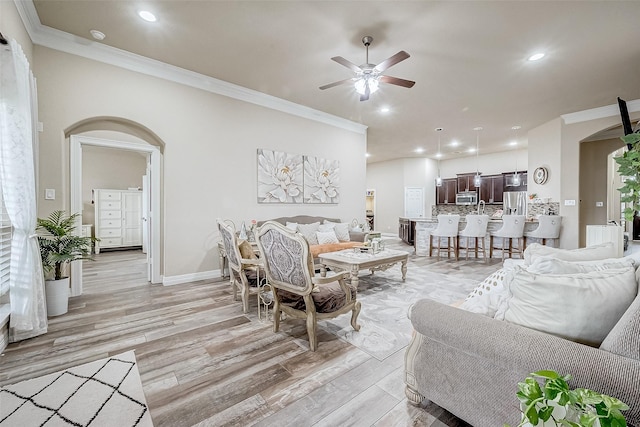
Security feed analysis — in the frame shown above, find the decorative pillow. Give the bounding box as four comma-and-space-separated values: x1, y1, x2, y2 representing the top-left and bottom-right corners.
494, 266, 638, 346
297, 222, 320, 245
523, 242, 616, 266
324, 220, 351, 242
459, 268, 508, 317
318, 223, 335, 233
527, 257, 634, 275
285, 222, 298, 231
316, 230, 339, 245
600, 293, 640, 361
238, 239, 257, 260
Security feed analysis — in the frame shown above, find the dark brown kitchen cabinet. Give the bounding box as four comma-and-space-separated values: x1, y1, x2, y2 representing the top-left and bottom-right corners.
436, 178, 457, 204
456, 173, 480, 192
479, 174, 504, 204
399, 218, 416, 245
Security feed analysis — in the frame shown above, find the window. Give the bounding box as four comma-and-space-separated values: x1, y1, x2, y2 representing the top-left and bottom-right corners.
0, 191, 11, 306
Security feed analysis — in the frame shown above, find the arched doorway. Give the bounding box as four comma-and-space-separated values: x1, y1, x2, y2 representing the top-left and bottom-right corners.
66, 117, 164, 296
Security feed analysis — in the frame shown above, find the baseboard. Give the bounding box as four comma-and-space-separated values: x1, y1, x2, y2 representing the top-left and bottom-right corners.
162, 269, 222, 286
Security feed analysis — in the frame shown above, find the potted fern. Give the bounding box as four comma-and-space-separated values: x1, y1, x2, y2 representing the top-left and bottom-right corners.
614, 133, 640, 221
37, 210, 96, 316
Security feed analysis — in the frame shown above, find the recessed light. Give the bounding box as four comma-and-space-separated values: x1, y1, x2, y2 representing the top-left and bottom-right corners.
435, 153, 442, 158
380, 107, 390, 113
415, 147, 425, 153
511, 125, 522, 130
450, 140, 459, 147
365, 153, 371, 158
89, 29, 106, 40
528, 52, 545, 61
467, 148, 476, 153
138, 10, 157, 22
509, 141, 518, 146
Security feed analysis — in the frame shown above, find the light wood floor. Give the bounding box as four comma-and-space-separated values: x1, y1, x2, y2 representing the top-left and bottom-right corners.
0, 243, 501, 426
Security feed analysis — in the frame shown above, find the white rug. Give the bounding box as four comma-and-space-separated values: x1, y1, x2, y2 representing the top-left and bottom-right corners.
0, 350, 153, 427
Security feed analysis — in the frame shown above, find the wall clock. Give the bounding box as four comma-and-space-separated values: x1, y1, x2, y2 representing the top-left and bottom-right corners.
533, 167, 548, 185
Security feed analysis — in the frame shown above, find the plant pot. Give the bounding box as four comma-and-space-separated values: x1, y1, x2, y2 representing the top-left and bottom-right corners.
45, 277, 69, 317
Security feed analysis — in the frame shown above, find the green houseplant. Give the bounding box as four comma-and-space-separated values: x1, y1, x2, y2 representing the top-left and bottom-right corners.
512, 370, 628, 427
614, 133, 640, 221
37, 210, 97, 316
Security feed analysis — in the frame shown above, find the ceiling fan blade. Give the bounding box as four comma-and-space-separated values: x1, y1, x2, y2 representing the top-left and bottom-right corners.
319, 78, 354, 90
373, 51, 410, 73
379, 75, 416, 88
331, 56, 362, 73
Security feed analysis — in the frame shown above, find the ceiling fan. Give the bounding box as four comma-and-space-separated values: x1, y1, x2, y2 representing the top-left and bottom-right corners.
319, 36, 415, 101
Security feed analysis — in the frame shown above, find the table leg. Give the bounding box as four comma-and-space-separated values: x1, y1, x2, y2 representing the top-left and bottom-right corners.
401, 259, 408, 281
320, 264, 327, 277
350, 265, 360, 289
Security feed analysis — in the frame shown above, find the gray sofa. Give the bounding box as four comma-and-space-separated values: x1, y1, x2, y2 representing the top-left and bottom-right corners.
404, 297, 640, 427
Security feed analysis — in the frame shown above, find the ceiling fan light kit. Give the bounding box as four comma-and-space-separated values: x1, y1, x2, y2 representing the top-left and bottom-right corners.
320, 36, 415, 101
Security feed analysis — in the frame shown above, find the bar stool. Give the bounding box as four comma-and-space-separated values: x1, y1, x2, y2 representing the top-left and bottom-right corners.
490, 215, 526, 259
524, 215, 562, 249
458, 215, 490, 260
429, 214, 460, 259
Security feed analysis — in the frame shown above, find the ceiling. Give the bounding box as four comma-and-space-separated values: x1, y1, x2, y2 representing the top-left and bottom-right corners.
31, 1, 640, 163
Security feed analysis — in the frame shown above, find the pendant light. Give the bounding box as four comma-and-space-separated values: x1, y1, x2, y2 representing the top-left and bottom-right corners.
512, 126, 521, 186
473, 127, 482, 187
435, 127, 443, 187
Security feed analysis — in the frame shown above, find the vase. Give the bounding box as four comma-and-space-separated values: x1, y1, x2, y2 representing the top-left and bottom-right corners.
45, 277, 70, 316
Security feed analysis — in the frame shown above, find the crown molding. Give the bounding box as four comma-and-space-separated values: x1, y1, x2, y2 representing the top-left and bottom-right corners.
561, 98, 640, 125
13, 0, 367, 135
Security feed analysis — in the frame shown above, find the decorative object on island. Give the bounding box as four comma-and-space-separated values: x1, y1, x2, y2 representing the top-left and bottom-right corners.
37, 210, 97, 316
511, 125, 522, 187
511, 370, 628, 427
435, 127, 443, 186
473, 127, 482, 187
303, 155, 340, 204
614, 132, 640, 221
257, 149, 304, 203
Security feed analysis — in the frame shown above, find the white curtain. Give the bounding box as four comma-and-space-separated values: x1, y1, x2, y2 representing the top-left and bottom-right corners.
0, 39, 47, 341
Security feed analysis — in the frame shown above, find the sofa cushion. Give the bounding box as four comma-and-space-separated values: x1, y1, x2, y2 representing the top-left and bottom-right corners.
527, 257, 634, 274
285, 221, 298, 231
523, 242, 617, 266
459, 268, 508, 317
316, 230, 339, 245
600, 293, 640, 361
495, 265, 638, 346
323, 220, 351, 242
297, 222, 320, 245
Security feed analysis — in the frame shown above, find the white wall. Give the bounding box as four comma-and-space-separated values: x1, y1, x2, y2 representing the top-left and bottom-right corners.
33, 46, 367, 279
81, 143, 147, 228
0, 1, 33, 63
440, 149, 528, 178
527, 118, 561, 201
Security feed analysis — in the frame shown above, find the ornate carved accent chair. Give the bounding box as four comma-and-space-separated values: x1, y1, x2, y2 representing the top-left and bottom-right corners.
217, 219, 264, 313
256, 221, 361, 351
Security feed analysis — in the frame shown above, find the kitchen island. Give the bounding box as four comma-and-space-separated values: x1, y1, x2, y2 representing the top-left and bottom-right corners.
399, 216, 553, 256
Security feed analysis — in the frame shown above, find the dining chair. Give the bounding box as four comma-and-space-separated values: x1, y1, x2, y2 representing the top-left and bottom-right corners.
255, 221, 361, 351
217, 218, 264, 313
524, 215, 562, 249
490, 215, 526, 259
429, 214, 461, 259
458, 215, 490, 260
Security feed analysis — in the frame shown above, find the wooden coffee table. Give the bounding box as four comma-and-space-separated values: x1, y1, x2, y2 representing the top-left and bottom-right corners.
319, 248, 409, 288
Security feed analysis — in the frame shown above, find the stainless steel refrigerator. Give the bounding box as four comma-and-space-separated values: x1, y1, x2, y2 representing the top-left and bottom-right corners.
503, 191, 528, 215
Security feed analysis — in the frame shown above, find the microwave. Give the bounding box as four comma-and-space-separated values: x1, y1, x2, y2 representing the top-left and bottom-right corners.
456, 192, 478, 205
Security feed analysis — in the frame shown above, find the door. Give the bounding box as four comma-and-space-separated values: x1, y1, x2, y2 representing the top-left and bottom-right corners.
122, 191, 142, 246
405, 187, 425, 218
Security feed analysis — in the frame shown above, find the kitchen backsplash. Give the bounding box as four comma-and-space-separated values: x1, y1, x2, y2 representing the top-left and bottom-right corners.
432, 201, 560, 218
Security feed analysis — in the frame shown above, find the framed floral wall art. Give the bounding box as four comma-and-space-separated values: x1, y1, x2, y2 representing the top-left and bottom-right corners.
303, 156, 340, 204
257, 149, 303, 203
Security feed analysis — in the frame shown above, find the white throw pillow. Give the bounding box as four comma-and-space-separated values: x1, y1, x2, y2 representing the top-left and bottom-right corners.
323, 220, 351, 242
297, 222, 320, 245
527, 257, 634, 275
285, 222, 298, 231
318, 223, 335, 233
523, 242, 617, 266
494, 265, 638, 346
459, 268, 508, 317
316, 230, 339, 245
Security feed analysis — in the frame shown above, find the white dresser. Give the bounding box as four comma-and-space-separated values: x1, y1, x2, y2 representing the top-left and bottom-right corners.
94, 189, 142, 254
